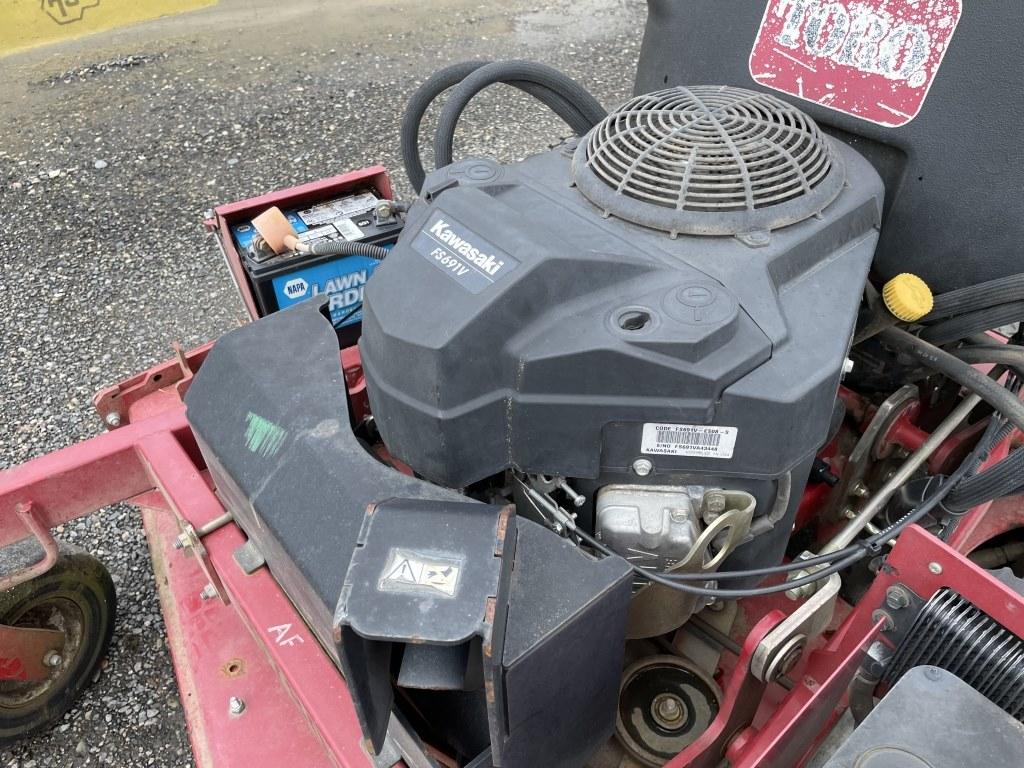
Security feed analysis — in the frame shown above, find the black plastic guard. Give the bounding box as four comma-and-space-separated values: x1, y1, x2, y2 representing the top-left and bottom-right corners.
184, 300, 464, 653
335, 498, 515, 756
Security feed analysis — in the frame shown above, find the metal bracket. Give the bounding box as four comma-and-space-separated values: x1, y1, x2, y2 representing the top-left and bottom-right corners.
233, 540, 266, 575
825, 384, 917, 521
628, 497, 755, 639
752, 572, 841, 683
668, 612, 784, 768
173, 512, 233, 605
0, 623, 66, 682
0, 502, 59, 592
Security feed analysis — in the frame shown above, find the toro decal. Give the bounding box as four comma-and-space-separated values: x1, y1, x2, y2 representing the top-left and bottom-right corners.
749, 0, 962, 127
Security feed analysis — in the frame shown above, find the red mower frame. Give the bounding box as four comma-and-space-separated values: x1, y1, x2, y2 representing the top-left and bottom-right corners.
3, 168, 1024, 767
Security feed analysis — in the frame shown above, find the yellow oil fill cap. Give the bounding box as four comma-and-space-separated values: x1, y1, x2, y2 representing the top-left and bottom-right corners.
883, 273, 933, 322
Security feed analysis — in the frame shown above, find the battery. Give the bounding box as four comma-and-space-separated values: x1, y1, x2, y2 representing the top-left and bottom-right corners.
233, 188, 403, 343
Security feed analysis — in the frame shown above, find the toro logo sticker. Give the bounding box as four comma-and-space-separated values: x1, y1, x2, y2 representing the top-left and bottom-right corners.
749, 0, 962, 127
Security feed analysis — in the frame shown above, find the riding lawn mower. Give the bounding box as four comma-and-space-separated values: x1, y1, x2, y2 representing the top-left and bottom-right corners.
3, 2, 1024, 766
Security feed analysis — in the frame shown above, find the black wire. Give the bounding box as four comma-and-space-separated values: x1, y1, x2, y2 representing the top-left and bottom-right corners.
574, 525, 866, 598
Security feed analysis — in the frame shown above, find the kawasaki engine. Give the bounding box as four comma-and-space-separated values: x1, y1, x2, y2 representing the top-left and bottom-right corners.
361, 85, 882, 625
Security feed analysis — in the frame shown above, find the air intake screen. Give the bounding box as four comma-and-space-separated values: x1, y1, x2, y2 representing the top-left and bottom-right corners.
571, 86, 845, 236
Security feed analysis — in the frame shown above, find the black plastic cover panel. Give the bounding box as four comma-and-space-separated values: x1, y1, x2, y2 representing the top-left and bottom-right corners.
185, 300, 465, 652
498, 518, 633, 768
823, 666, 1024, 767
334, 498, 514, 756
635, 0, 1024, 293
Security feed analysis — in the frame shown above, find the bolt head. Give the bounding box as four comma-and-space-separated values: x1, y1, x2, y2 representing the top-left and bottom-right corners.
104, 412, 121, 428
704, 490, 727, 515
871, 609, 895, 631
928, 561, 943, 575
43, 651, 63, 668
885, 585, 911, 610
850, 481, 870, 498
228, 696, 245, 715
199, 584, 218, 601
650, 693, 686, 729
631, 458, 654, 477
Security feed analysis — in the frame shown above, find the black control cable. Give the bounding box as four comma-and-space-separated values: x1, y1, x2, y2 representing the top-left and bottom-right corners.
572, 405, 1008, 598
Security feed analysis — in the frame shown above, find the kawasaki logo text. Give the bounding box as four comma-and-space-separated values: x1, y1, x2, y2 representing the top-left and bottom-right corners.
428, 219, 505, 276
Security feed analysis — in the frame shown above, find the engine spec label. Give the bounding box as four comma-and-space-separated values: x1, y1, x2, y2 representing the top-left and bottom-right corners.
641, 423, 738, 459
749, 0, 962, 127
412, 212, 520, 294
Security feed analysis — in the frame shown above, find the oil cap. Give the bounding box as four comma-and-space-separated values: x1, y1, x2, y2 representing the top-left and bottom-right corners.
883, 273, 933, 322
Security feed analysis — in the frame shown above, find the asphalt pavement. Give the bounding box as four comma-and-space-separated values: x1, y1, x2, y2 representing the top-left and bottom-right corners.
0, 0, 645, 765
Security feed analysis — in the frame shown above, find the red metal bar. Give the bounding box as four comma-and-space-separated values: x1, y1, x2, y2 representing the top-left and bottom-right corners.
0, 503, 59, 591
143, 507, 344, 768
732, 619, 885, 768
0, 407, 188, 549
0, 624, 65, 682
134, 434, 376, 767
0, 348, 383, 765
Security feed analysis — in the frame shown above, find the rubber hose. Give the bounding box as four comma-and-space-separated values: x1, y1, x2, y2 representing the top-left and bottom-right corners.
433, 59, 607, 172
947, 447, 1024, 512
920, 301, 1024, 345
878, 327, 1024, 434
309, 240, 389, 260
401, 61, 596, 192
948, 344, 1024, 376
925, 273, 1024, 321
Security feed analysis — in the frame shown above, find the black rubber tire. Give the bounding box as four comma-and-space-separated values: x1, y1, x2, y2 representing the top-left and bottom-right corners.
0, 550, 116, 746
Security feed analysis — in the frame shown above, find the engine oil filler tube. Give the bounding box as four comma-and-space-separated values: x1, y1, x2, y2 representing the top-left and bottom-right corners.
884, 588, 1024, 721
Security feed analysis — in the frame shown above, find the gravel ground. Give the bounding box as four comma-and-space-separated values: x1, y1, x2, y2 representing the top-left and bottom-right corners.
0, 1, 645, 765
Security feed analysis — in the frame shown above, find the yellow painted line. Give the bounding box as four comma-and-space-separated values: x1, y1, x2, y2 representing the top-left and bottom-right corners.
0, 0, 217, 58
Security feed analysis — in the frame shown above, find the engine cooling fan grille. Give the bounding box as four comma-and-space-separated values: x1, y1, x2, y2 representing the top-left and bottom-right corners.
571, 86, 845, 235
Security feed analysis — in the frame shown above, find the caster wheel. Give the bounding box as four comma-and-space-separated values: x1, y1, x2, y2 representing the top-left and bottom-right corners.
0, 548, 116, 746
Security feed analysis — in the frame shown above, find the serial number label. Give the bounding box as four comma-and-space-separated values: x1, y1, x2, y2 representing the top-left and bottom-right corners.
641, 423, 738, 459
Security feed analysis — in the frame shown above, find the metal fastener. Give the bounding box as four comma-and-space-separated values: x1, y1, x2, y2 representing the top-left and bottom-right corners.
885, 585, 911, 610
871, 609, 895, 631
104, 412, 121, 428
631, 458, 653, 477
850, 481, 870, 499
43, 651, 63, 668
928, 562, 943, 575
199, 583, 218, 601
228, 697, 245, 715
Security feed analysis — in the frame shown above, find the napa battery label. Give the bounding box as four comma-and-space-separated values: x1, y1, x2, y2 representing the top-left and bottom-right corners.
272, 253, 385, 327
412, 213, 519, 294
641, 423, 738, 459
